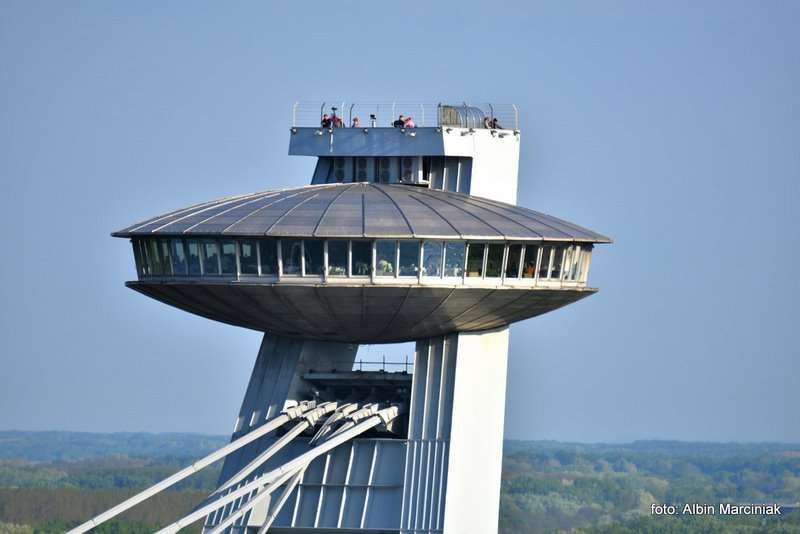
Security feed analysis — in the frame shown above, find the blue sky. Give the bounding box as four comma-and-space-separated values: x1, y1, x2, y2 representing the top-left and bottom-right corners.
1, 1, 798, 442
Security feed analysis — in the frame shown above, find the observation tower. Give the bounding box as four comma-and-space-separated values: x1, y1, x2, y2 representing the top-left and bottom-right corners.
72, 102, 610, 534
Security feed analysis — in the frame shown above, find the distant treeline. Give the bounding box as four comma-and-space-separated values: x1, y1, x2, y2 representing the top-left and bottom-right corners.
0, 488, 207, 533
500, 440, 800, 534
0, 433, 798, 533
0, 456, 222, 491
0, 431, 228, 463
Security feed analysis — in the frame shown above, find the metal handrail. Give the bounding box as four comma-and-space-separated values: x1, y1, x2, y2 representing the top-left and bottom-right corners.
291, 101, 519, 130
309, 356, 414, 374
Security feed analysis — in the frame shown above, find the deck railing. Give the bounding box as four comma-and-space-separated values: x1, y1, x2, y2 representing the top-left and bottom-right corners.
291, 101, 519, 130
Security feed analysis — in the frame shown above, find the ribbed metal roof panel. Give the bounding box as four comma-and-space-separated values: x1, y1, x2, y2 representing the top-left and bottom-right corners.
313, 184, 364, 237
362, 184, 413, 238
113, 183, 611, 243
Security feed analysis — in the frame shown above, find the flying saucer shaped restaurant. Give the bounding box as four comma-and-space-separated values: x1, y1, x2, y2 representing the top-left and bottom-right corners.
114, 182, 610, 343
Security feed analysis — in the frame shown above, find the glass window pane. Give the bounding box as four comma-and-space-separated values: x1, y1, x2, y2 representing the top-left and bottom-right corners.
422, 241, 443, 277
563, 246, 575, 280
202, 240, 220, 275
327, 240, 347, 276
220, 240, 236, 275
580, 246, 592, 280
485, 244, 504, 277
466, 243, 485, 277
147, 239, 163, 275
375, 240, 396, 277
351, 241, 372, 276
430, 157, 444, 189
303, 240, 324, 276
171, 239, 187, 275
444, 242, 465, 277
505, 244, 522, 278
444, 157, 459, 192
259, 240, 277, 276
187, 240, 202, 275
551, 246, 565, 279
133, 240, 145, 277
398, 241, 420, 277
160, 239, 172, 275
522, 245, 539, 278
457, 159, 472, 194
239, 240, 258, 275
281, 239, 301, 275
539, 246, 553, 279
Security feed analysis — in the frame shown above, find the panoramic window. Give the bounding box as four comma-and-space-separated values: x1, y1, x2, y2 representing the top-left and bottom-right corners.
132, 240, 146, 276
281, 239, 301, 275
239, 240, 258, 275
351, 241, 372, 276
444, 157, 459, 192
457, 159, 472, 194
485, 244, 504, 277
562, 246, 575, 281
202, 240, 220, 275
303, 240, 324, 276
522, 245, 539, 279
259, 240, 277, 276
506, 244, 522, 278
539, 246, 553, 279
550, 246, 565, 279
466, 243, 485, 277
187, 240, 202, 275
327, 240, 348, 276
159, 240, 172, 275
429, 157, 444, 189
376, 240, 396, 276
220, 240, 237, 275
444, 242, 465, 277
146, 240, 162, 275
398, 241, 420, 277
423, 241, 443, 277
171, 239, 187, 276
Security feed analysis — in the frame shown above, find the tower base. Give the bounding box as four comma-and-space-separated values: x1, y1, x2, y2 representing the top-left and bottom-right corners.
210, 328, 509, 534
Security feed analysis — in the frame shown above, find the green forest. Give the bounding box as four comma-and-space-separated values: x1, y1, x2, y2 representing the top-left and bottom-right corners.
0, 432, 797, 533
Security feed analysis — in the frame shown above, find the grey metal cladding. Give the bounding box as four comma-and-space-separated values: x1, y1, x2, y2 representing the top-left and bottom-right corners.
226, 188, 323, 235
378, 186, 461, 238
466, 194, 610, 242
116, 193, 254, 235
113, 183, 611, 243
183, 191, 286, 234
313, 183, 363, 237
403, 191, 503, 238
151, 192, 275, 234
270, 186, 348, 236
363, 185, 413, 237
412, 189, 539, 239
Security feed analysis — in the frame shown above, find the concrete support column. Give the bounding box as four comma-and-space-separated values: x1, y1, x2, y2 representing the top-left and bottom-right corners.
402, 327, 510, 534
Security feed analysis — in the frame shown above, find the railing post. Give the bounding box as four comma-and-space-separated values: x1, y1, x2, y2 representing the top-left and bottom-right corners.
512, 103, 519, 130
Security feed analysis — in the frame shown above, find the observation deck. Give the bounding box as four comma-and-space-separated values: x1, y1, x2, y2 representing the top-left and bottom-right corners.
114, 183, 609, 343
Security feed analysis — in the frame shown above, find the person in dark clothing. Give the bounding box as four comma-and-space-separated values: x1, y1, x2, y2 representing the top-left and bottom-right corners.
321, 114, 332, 128
392, 114, 405, 128
490, 117, 502, 129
